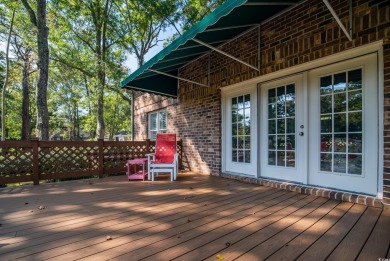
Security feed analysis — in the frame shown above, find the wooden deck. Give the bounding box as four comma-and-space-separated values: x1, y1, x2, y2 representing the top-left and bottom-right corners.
0, 173, 389, 261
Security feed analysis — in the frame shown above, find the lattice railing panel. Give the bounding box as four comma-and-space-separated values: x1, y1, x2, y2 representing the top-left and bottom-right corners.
0, 147, 33, 177
0, 140, 183, 184
39, 145, 99, 175
103, 142, 148, 169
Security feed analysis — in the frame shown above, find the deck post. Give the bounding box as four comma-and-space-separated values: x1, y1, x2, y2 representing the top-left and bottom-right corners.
98, 138, 104, 178
145, 139, 150, 154
31, 138, 40, 185
179, 139, 183, 170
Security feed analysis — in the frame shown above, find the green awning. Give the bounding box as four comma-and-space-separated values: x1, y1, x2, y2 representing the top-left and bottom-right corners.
121, 0, 301, 97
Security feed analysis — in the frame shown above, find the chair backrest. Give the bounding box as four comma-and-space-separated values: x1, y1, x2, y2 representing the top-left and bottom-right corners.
155, 133, 177, 163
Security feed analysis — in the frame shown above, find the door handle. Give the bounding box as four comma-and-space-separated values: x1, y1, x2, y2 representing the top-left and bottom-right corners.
299, 132, 304, 136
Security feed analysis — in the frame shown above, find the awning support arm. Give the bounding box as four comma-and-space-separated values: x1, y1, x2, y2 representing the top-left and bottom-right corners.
323, 0, 352, 41
148, 69, 209, 87
193, 38, 260, 71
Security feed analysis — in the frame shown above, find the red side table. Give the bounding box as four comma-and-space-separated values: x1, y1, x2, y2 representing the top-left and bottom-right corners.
126, 158, 148, 181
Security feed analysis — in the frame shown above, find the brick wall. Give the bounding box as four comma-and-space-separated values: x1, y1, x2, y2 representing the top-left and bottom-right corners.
133, 89, 221, 174
383, 44, 390, 205
133, 91, 176, 140
133, 0, 390, 200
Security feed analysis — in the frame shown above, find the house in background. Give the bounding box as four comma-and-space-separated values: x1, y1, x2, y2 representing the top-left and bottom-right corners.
113, 130, 130, 141
49, 129, 92, 141
121, 0, 390, 206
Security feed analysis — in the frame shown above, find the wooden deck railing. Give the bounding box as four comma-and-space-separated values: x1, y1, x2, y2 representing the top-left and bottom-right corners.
0, 139, 183, 185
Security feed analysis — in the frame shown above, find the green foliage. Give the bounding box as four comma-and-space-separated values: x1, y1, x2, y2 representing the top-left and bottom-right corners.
163, 0, 225, 46
180, 0, 226, 31
0, 0, 224, 140
0, 50, 4, 86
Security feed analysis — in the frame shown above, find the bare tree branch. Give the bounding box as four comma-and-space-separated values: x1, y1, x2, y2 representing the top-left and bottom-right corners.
20, 0, 37, 27
50, 56, 94, 77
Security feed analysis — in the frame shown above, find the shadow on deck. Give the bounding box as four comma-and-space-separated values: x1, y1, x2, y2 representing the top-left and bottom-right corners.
0, 172, 389, 260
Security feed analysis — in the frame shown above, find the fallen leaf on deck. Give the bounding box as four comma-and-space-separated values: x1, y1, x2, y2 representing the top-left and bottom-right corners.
38, 206, 45, 210
106, 236, 112, 240
216, 254, 225, 260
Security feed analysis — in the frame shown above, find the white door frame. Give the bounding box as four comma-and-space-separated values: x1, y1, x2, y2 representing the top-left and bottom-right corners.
220, 41, 383, 197
308, 53, 379, 195
222, 83, 257, 176
258, 74, 307, 183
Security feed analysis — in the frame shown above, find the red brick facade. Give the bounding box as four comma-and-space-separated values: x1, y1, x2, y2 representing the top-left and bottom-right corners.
133, 0, 390, 204
383, 44, 390, 204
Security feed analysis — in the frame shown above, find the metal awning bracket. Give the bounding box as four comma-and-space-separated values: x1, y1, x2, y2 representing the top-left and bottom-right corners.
147, 69, 209, 88
323, 0, 353, 41
192, 38, 260, 71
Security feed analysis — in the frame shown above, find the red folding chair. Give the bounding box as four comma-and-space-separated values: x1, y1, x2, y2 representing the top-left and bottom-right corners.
147, 133, 178, 181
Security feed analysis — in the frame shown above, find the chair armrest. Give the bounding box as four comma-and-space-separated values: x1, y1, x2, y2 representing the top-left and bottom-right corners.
146, 153, 155, 161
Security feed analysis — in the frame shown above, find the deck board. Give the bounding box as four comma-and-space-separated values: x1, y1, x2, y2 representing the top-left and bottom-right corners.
327, 207, 382, 261
266, 201, 353, 261
0, 173, 388, 261
110, 191, 298, 261
231, 199, 339, 261
356, 207, 390, 260
144, 195, 314, 261
0, 177, 257, 259
32, 186, 274, 260
200, 197, 325, 261
296, 204, 367, 260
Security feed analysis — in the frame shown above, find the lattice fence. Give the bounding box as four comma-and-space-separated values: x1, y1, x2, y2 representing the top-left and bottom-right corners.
0, 142, 34, 184
0, 139, 183, 185
39, 141, 99, 180
103, 141, 149, 175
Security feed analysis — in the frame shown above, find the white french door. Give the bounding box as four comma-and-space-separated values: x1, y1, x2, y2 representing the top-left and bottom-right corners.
259, 75, 306, 183
222, 50, 379, 196
224, 85, 257, 176
308, 54, 378, 195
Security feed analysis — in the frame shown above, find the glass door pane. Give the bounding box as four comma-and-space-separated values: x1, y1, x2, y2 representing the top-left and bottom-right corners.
232, 94, 251, 163
268, 84, 295, 168
319, 69, 363, 175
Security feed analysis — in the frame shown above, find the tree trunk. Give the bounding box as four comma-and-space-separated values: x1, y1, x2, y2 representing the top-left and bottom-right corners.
95, 35, 105, 140
36, 0, 50, 140
1, 9, 15, 141
72, 100, 77, 140
96, 89, 105, 139
76, 105, 80, 140
21, 50, 31, 140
